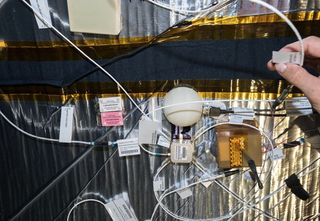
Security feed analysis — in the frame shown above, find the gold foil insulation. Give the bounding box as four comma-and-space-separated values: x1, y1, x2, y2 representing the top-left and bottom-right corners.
216, 122, 262, 169
1, 11, 320, 61
229, 136, 246, 167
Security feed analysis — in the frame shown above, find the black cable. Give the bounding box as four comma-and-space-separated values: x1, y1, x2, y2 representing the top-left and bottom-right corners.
68, 17, 193, 86
8, 144, 96, 221
9, 80, 166, 221
224, 169, 241, 177
226, 112, 287, 117
52, 107, 145, 221
156, 176, 198, 221
52, 82, 169, 220
54, 81, 169, 220
283, 140, 303, 149
272, 85, 294, 110
253, 108, 284, 112
208, 106, 311, 118
8, 105, 140, 221
68, 0, 240, 86
254, 113, 287, 117
247, 159, 263, 189
275, 128, 319, 141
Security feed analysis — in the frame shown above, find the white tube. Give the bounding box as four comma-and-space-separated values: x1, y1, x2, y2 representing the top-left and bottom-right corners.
148, 0, 305, 65
66, 199, 106, 221
0, 110, 94, 145
248, 0, 304, 65
20, 0, 146, 116
227, 158, 320, 220
146, 0, 219, 15
147, 99, 277, 117
139, 144, 170, 156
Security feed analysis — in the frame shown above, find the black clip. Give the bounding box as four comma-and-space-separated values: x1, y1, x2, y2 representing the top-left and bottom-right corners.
285, 173, 310, 201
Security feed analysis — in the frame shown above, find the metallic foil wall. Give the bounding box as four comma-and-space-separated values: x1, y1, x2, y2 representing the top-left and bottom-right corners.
0, 0, 319, 60
0, 80, 319, 220
0, 0, 319, 87
0, 1, 319, 220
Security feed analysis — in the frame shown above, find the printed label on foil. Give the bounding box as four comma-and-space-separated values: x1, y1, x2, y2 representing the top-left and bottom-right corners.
117, 138, 141, 157
105, 198, 138, 221
101, 112, 123, 127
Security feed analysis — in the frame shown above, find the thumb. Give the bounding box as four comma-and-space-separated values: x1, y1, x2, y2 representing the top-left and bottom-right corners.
275, 63, 320, 95
275, 63, 320, 113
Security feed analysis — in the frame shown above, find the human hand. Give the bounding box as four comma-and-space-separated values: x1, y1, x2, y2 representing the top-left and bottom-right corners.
267, 36, 320, 113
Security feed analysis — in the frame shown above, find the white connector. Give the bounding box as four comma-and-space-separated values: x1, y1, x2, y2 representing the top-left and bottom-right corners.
170, 138, 194, 163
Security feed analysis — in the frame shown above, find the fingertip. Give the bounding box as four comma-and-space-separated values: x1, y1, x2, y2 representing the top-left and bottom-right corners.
279, 63, 317, 91
275, 63, 288, 74
267, 60, 276, 71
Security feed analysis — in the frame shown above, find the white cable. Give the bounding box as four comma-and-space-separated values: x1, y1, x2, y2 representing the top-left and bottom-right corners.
229, 157, 320, 220
20, 0, 304, 115
147, 100, 206, 117
195, 122, 276, 180
146, 0, 218, 15
0, 111, 94, 145
3, 0, 148, 145
248, 0, 304, 65
194, 122, 274, 146
150, 124, 276, 220
194, 121, 277, 219
154, 171, 278, 220
226, 122, 319, 219
237, 99, 279, 204
147, 99, 278, 118
144, 97, 283, 157
155, 175, 230, 221
154, 177, 278, 221
225, 157, 279, 220
150, 192, 164, 221
140, 144, 170, 156
20, 1, 306, 219
193, 161, 279, 221
19, 0, 146, 117
66, 199, 106, 221
153, 159, 170, 183
194, 120, 222, 139
148, 0, 304, 65
150, 120, 276, 220
152, 160, 259, 221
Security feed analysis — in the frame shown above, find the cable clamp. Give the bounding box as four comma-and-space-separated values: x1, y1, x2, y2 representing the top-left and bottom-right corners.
285, 173, 310, 200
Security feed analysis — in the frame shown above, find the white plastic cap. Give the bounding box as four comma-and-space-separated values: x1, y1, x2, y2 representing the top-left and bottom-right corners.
163, 86, 203, 127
